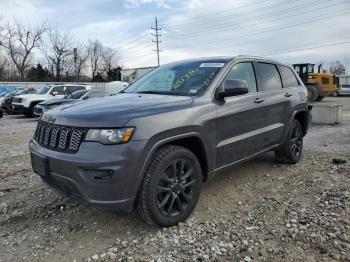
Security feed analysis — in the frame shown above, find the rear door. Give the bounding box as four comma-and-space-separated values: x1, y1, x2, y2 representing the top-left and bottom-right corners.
215, 61, 270, 169
254, 62, 290, 147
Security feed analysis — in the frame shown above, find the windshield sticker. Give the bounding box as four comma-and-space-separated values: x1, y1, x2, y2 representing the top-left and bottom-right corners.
199, 63, 225, 68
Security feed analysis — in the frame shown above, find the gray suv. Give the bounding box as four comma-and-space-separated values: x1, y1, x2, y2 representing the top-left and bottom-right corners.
30, 56, 311, 227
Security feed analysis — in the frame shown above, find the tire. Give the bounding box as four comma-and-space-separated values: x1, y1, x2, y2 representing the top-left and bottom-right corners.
275, 120, 303, 164
316, 96, 324, 101
307, 85, 318, 102
137, 145, 202, 227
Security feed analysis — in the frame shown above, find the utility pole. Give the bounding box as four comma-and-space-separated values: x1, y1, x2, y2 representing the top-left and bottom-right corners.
151, 17, 161, 66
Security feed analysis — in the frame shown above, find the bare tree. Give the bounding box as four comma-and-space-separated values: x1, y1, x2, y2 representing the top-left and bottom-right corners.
0, 21, 46, 80
0, 52, 9, 80
88, 39, 103, 79
42, 28, 74, 81
102, 46, 118, 73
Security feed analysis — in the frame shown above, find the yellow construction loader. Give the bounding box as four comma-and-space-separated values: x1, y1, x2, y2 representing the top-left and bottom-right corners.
293, 63, 340, 102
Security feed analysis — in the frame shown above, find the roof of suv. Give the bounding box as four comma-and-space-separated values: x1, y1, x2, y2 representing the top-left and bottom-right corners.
168, 55, 290, 67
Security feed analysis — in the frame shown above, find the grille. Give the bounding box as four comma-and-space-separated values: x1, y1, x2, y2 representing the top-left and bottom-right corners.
34, 120, 86, 153
13, 97, 23, 103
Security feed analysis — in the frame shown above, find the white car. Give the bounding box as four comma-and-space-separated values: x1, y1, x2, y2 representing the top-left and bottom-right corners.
12, 84, 90, 117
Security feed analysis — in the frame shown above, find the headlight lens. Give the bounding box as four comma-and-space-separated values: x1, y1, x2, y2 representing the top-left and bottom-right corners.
85, 128, 135, 144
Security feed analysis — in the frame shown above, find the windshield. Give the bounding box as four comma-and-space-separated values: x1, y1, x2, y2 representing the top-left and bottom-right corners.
36, 85, 50, 94
66, 90, 87, 99
125, 60, 226, 96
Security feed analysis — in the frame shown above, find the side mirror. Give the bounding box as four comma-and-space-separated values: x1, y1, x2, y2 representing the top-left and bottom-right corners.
217, 79, 249, 99
51, 91, 58, 96
82, 96, 89, 100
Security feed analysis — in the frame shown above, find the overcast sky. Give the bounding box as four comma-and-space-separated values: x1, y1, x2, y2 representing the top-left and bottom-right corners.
1, 0, 350, 69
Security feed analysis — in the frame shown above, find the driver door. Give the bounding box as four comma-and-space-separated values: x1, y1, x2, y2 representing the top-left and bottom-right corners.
215, 61, 269, 169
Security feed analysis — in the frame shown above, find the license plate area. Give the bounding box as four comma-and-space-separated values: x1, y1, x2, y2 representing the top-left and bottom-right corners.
31, 152, 48, 177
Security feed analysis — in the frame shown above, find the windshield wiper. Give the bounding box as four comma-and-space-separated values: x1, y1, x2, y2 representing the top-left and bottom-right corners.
136, 91, 168, 95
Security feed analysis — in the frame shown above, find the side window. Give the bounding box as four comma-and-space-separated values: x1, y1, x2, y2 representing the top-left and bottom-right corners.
66, 86, 84, 93
256, 63, 283, 91
279, 66, 299, 88
224, 62, 257, 93
51, 86, 65, 95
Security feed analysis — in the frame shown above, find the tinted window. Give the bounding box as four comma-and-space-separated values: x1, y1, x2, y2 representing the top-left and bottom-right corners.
224, 62, 257, 93
66, 90, 88, 99
51, 86, 66, 95
256, 63, 282, 91
66, 86, 85, 93
279, 66, 299, 88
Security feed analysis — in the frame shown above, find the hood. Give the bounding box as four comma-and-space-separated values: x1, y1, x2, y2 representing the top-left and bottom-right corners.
42, 93, 193, 127
39, 98, 76, 107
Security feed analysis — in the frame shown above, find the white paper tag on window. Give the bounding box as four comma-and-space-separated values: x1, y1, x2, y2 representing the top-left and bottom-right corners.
199, 63, 225, 68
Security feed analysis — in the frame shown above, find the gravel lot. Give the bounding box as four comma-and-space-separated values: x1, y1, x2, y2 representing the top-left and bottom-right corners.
0, 97, 349, 262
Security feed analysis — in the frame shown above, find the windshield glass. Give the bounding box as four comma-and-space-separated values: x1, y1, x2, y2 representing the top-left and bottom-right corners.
36, 86, 50, 94
125, 60, 226, 96
66, 90, 87, 99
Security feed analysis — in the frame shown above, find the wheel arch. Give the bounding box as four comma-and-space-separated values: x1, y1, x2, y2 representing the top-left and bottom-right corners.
132, 132, 210, 207
293, 110, 309, 136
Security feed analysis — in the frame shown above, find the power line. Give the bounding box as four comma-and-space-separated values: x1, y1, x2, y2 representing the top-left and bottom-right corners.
162, 0, 280, 28
162, 9, 350, 50
151, 17, 162, 66
163, 0, 340, 38
264, 40, 350, 56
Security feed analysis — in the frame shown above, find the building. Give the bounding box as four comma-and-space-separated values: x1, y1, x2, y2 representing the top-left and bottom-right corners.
121, 66, 156, 83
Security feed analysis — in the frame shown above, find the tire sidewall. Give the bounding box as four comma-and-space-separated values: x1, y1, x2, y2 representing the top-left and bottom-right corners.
287, 120, 303, 163
144, 147, 202, 227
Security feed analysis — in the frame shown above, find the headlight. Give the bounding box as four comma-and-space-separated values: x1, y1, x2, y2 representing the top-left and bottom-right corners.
85, 128, 135, 144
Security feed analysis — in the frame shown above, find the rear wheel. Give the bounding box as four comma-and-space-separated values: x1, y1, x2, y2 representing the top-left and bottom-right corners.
137, 145, 202, 227
275, 120, 303, 164
307, 85, 319, 102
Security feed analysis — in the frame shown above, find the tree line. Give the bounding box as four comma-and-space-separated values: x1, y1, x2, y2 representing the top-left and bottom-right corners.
0, 19, 122, 82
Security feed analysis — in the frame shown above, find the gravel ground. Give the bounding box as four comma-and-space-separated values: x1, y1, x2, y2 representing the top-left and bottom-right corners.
0, 97, 349, 262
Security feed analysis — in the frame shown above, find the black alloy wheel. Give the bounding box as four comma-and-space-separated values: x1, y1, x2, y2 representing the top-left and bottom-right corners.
156, 159, 197, 217
290, 124, 302, 159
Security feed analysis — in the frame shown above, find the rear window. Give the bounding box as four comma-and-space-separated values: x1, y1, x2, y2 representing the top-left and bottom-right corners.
256, 63, 282, 91
279, 66, 299, 88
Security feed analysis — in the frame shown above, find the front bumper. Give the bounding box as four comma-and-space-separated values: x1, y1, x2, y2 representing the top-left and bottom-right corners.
29, 139, 148, 212
11, 103, 28, 114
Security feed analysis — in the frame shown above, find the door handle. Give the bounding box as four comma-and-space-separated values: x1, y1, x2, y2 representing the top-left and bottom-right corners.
254, 98, 264, 104
285, 92, 292, 97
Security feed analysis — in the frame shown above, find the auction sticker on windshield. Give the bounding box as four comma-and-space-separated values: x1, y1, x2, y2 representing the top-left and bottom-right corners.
199, 63, 225, 68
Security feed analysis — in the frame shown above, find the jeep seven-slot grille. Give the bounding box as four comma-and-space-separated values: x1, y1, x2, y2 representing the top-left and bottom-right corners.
34, 120, 86, 153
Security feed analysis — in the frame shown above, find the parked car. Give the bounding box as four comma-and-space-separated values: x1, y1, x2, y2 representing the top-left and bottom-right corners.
104, 81, 129, 94
34, 90, 110, 117
1, 88, 36, 114
30, 56, 311, 227
12, 84, 90, 117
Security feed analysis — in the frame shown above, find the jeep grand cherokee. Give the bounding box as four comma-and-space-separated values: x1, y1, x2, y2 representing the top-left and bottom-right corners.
30, 56, 311, 227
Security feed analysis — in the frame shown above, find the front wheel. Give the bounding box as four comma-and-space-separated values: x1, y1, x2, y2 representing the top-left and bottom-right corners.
137, 145, 202, 227
275, 120, 303, 164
